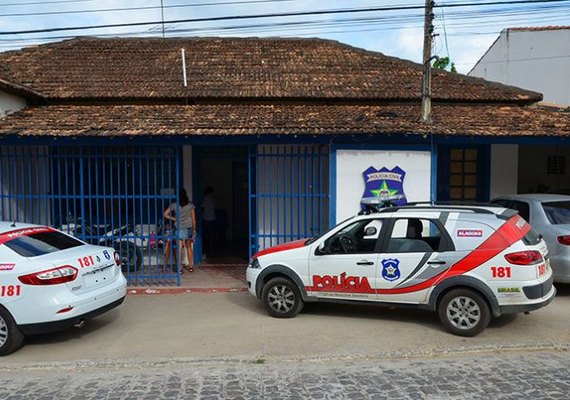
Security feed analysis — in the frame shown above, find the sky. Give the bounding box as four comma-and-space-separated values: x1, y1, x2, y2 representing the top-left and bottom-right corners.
1, 0, 570, 73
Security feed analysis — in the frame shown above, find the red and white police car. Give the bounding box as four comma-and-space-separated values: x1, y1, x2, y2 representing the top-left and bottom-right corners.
0, 222, 127, 355
247, 205, 556, 336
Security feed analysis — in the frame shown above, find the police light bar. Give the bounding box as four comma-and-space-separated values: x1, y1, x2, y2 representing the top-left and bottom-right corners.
361, 194, 406, 205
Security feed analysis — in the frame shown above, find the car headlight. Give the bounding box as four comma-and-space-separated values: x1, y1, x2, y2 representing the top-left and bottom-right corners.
248, 258, 261, 269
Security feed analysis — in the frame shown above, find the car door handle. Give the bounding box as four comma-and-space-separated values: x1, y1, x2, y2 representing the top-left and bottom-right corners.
356, 260, 374, 266
427, 260, 446, 265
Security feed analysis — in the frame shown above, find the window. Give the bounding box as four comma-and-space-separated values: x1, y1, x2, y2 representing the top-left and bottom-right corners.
542, 201, 570, 225
318, 219, 383, 255
509, 201, 530, 222
546, 155, 566, 175
387, 218, 442, 253
3, 231, 83, 257
449, 148, 478, 201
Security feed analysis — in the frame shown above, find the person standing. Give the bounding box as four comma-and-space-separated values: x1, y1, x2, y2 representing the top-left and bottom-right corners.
164, 189, 196, 273
202, 186, 216, 257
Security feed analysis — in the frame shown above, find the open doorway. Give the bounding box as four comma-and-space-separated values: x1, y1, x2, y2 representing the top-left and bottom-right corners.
195, 145, 249, 264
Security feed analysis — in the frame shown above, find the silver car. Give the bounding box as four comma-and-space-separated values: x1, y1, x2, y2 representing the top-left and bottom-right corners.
492, 194, 570, 283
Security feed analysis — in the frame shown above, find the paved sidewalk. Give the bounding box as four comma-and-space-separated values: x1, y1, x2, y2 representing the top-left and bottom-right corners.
1, 351, 569, 399
2, 284, 569, 367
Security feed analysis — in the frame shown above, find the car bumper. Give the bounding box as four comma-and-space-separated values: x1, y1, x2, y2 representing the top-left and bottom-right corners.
11, 272, 127, 326
499, 286, 556, 315
550, 256, 570, 283
19, 295, 126, 335
246, 267, 262, 298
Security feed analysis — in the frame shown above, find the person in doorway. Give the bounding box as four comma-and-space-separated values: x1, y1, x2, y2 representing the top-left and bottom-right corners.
202, 186, 216, 258
164, 189, 196, 273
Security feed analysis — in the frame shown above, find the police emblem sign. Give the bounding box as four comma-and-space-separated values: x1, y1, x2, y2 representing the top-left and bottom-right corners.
361, 166, 407, 208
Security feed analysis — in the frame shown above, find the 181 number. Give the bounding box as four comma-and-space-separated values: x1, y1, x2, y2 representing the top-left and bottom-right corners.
78, 256, 95, 268
491, 266, 512, 278
0, 285, 21, 297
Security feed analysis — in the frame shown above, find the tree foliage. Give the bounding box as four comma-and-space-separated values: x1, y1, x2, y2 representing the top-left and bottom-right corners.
433, 56, 457, 73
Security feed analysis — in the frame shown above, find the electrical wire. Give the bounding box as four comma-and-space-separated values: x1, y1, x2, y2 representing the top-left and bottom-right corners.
0, 0, 568, 36
0, 0, 295, 18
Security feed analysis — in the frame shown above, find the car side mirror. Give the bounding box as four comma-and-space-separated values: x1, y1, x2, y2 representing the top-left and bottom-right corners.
316, 241, 328, 255
365, 226, 377, 236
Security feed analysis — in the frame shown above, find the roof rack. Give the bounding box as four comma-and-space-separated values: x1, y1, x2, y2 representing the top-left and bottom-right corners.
377, 205, 497, 215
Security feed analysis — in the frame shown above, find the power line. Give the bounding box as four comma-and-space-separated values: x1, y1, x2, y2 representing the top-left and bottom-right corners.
1, 0, 568, 36
0, 0, 294, 18
0, 0, 94, 6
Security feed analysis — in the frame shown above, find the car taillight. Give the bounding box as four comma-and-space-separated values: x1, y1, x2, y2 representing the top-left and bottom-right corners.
557, 235, 570, 245
18, 265, 78, 285
114, 251, 121, 266
504, 250, 543, 265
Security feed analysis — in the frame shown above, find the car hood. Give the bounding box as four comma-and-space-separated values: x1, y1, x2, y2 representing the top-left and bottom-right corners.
253, 239, 308, 258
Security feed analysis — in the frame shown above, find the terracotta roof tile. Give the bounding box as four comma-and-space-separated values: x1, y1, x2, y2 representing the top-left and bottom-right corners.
0, 37, 541, 103
1, 104, 567, 137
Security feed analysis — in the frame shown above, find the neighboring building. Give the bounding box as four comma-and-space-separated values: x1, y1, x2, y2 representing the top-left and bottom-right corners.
469, 26, 570, 195
1, 37, 569, 286
469, 26, 570, 106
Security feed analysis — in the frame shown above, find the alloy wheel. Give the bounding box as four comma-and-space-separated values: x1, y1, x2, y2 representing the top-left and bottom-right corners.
0, 316, 8, 348
267, 285, 296, 313
446, 296, 481, 330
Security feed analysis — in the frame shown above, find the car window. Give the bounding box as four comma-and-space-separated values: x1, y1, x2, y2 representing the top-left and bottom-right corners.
3, 231, 83, 257
387, 218, 442, 253
510, 201, 530, 222
542, 201, 570, 225
319, 219, 383, 255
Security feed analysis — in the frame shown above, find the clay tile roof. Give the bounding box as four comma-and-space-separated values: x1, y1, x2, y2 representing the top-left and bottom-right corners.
1, 103, 568, 137
0, 37, 541, 103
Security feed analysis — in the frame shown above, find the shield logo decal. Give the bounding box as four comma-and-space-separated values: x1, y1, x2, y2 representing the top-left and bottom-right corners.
381, 258, 401, 282
361, 166, 407, 208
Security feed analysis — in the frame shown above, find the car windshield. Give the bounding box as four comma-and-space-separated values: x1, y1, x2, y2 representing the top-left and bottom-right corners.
542, 201, 570, 225
3, 231, 83, 257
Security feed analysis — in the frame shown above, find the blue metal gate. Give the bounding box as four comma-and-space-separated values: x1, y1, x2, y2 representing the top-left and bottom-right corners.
0, 145, 181, 286
249, 144, 329, 256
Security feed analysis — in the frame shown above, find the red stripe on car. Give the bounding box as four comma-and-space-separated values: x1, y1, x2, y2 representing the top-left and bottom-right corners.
377, 215, 530, 295
0, 227, 55, 245
253, 238, 308, 258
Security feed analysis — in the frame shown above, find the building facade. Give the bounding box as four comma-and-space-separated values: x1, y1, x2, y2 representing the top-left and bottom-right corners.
1, 37, 569, 286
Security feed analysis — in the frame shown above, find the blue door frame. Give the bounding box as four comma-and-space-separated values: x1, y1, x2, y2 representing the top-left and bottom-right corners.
437, 144, 491, 202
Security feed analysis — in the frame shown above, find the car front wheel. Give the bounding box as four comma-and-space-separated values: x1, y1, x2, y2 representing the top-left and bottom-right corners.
0, 307, 24, 356
261, 277, 304, 318
438, 289, 491, 337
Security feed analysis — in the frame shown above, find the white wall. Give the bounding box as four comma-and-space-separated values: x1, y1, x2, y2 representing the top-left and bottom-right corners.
470, 29, 570, 106
490, 144, 518, 198
0, 91, 26, 118
335, 149, 432, 223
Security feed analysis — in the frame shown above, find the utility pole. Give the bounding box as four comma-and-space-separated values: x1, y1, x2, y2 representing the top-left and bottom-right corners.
421, 0, 435, 123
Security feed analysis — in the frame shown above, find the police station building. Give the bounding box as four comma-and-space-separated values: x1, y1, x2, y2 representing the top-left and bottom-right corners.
1, 37, 569, 286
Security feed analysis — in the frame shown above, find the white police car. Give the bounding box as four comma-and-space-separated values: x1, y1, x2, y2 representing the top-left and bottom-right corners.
247, 204, 556, 336
0, 222, 127, 355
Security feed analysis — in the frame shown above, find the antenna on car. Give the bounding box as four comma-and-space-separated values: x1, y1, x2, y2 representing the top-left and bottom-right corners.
10, 220, 16, 227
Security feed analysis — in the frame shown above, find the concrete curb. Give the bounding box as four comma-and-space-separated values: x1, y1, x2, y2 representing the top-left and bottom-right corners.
2, 341, 568, 372
127, 287, 248, 295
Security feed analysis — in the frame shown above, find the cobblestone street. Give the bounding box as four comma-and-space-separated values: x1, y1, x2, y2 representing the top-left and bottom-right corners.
1, 350, 568, 399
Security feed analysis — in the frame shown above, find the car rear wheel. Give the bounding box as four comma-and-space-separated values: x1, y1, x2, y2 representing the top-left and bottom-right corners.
261, 277, 304, 318
0, 307, 24, 356
438, 289, 491, 337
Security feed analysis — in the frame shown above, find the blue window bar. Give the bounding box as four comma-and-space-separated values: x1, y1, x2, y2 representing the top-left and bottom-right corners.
250, 145, 329, 257
0, 145, 181, 286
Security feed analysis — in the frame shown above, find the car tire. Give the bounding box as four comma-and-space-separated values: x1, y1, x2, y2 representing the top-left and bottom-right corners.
261, 277, 304, 318
0, 307, 24, 356
438, 289, 491, 337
